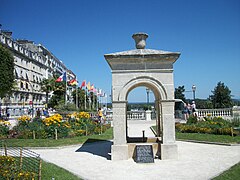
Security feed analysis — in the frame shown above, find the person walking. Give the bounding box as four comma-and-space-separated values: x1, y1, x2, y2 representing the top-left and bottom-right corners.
183, 103, 189, 121
97, 107, 103, 124
191, 101, 197, 117
102, 105, 107, 123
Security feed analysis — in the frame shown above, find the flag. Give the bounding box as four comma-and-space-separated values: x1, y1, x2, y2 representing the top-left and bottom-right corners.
87, 82, 91, 91
100, 91, 106, 97
80, 80, 86, 89
56, 72, 66, 82
97, 89, 102, 96
90, 84, 94, 92
68, 79, 77, 86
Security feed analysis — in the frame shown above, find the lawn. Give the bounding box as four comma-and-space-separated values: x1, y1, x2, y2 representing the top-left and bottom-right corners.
152, 126, 240, 144
2, 127, 113, 147
212, 162, 240, 180
176, 132, 240, 144
42, 160, 81, 180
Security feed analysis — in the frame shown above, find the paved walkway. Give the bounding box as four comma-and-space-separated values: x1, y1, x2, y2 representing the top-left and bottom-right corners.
31, 120, 240, 180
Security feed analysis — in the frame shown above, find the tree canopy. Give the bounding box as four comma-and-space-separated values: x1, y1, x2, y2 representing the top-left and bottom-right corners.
209, 81, 232, 108
174, 85, 186, 102
0, 45, 15, 98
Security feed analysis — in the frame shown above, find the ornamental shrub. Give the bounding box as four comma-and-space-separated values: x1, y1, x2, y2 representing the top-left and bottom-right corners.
186, 115, 198, 124
0, 120, 10, 138
176, 116, 238, 136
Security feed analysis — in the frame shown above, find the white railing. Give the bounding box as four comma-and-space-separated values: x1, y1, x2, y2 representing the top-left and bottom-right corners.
197, 108, 232, 117
127, 111, 146, 120
88, 111, 147, 121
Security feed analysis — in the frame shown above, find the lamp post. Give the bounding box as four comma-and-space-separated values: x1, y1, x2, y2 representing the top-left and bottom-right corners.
28, 82, 34, 118
146, 88, 150, 109
192, 85, 196, 101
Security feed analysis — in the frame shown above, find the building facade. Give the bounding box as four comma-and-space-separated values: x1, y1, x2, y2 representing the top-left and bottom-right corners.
0, 30, 75, 118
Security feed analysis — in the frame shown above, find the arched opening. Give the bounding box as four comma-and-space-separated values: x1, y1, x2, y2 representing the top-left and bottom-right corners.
117, 77, 166, 143
123, 81, 164, 143
126, 86, 157, 141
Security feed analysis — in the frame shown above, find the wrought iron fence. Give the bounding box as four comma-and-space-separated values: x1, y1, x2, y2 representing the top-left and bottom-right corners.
0, 141, 42, 180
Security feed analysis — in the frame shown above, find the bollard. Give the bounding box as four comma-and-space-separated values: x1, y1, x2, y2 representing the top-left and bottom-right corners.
142, 130, 145, 142
55, 129, 58, 140
4, 142, 7, 156
20, 147, 23, 170
33, 130, 36, 139
38, 159, 42, 180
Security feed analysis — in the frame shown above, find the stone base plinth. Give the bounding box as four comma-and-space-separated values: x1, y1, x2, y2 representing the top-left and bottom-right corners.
111, 145, 129, 161
161, 143, 178, 160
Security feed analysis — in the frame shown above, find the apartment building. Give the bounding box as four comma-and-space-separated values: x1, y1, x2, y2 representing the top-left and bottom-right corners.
0, 30, 75, 118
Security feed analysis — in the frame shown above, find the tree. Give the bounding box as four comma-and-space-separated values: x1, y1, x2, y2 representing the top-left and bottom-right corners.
174, 86, 186, 102
209, 81, 232, 108
72, 88, 87, 110
0, 45, 15, 98
40, 77, 55, 108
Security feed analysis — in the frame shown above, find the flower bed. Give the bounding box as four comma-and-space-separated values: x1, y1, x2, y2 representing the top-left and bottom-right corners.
0, 155, 36, 179
176, 116, 240, 136
1, 112, 110, 139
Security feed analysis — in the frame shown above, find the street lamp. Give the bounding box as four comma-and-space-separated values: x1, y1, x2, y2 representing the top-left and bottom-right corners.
192, 85, 196, 101
146, 88, 150, 109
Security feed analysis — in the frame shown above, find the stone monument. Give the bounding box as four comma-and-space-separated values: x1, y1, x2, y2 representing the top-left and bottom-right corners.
104, 33, 180, 161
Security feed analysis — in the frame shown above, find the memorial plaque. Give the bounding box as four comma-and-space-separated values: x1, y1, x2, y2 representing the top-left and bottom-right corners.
135, 145, 154, 163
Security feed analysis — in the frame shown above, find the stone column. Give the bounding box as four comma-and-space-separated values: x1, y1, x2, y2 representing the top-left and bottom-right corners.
232, 106, 240, 117
111, 101, 129, 160
160, 100, 178, 160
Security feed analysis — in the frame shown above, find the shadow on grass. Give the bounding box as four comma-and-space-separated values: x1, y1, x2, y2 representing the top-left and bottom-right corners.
75, 139, 112, 160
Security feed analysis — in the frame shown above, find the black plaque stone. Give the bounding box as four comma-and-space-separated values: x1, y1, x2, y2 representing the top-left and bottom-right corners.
134, 145, 154, 163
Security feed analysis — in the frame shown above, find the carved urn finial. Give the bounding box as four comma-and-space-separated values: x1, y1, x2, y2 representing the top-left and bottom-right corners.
132, 32, 148, 49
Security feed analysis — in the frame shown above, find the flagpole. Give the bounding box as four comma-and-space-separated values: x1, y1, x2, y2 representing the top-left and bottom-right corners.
85, 85, 87, 110
65, 72, 67, 105
76, 77, 78, 109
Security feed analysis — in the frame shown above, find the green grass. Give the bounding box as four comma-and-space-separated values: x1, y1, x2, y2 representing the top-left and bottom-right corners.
42, 160, 81, 180
176, 132, 240, 144
2, 128, 113, 147
212, 162, 240, 180
152, 126, 240, 144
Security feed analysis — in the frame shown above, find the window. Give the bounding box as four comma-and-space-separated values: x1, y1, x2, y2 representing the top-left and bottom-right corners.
20, 82, 24, 88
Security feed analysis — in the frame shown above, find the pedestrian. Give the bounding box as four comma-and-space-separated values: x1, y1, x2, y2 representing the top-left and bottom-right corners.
187, 103, 191, 115
183, 103, 189, 121
43, 108, 49, 117
102, 105, 107, 123
36, 108, 41, 118
6, 108, 10, 120
97, 107, 103, 124
191, 101, 197, 117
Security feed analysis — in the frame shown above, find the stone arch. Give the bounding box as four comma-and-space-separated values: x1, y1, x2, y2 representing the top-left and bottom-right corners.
104, 32, 180, 161
118, 76, 167, 102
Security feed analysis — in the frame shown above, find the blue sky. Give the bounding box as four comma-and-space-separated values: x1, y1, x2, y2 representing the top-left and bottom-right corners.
1, 0, 240, 102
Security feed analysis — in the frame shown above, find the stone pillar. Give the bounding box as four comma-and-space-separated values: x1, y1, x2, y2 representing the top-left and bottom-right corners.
146, 110, 152, 121
232, 106, 240, 117
111, 101, 129, 160
160, 100, 178, 160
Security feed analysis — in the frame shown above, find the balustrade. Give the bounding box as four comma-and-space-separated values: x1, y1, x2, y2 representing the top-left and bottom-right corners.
197, 108, 232, 117
89, 110, 147, 121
